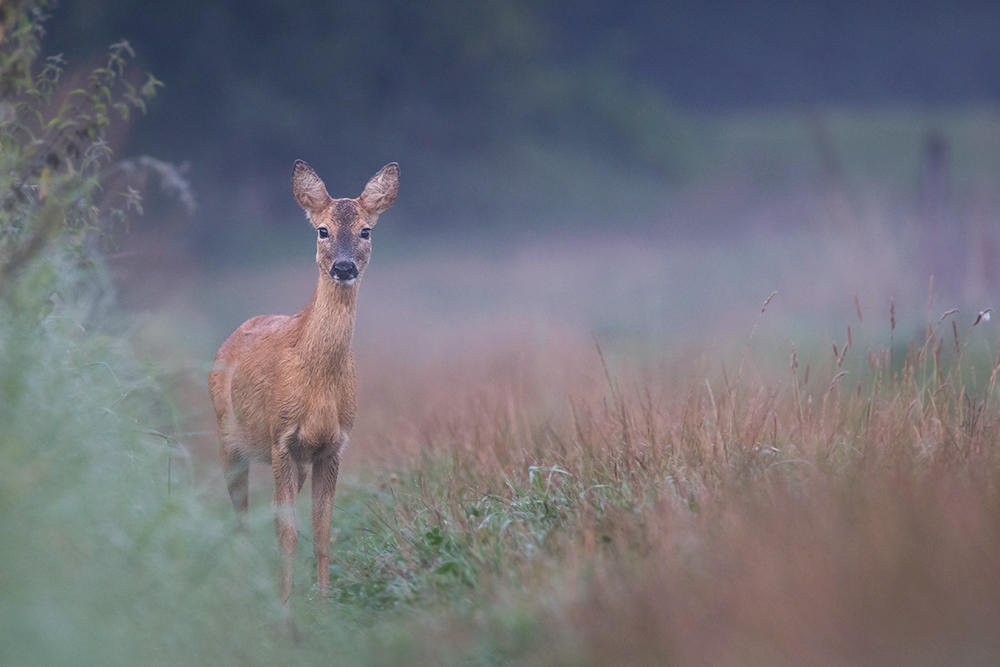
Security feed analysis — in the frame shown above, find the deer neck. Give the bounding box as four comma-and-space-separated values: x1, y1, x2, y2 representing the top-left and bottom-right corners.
297, 275, 358, 374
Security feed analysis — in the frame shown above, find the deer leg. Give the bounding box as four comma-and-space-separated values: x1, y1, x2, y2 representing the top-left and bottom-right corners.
222, 449, 250, 514
296, 461, 308, 493
311, 444, 341, 596
272, 442, 301, 607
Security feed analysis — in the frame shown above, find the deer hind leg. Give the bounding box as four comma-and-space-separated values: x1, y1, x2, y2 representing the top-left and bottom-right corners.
221, 448, 250, 514
272, 441, 302, 607
311, 443, 341, 596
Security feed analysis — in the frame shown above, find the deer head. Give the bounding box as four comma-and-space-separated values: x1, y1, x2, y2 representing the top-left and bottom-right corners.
292, 160, 399, 286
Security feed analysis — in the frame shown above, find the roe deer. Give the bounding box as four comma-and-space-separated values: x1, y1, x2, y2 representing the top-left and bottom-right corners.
208, 160, 399, 605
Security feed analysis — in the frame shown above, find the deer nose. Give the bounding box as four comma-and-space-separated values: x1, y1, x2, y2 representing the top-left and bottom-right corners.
331, 260, 358, 282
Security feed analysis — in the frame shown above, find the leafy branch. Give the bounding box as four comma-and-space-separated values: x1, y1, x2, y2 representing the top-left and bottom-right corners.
0, 1, 164, 301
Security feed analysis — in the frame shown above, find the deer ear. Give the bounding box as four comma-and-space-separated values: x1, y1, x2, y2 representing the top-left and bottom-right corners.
359, 163, 399, 215
292, 160, 332, 213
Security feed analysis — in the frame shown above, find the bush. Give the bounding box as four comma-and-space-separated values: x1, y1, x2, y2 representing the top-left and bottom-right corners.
0, 6, 280, 666
0, 0, 161, 305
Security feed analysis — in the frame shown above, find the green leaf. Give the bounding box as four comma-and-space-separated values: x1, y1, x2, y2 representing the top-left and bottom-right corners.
424, 527, 444, 547
436, 562, 461, 576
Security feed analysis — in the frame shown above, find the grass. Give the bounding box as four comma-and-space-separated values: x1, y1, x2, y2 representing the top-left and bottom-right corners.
210, 305, 997, 665
314, 308, 1000, 665
4, 299, 1000, 666
63, 166, 998, 663
7, 188, 1000, 664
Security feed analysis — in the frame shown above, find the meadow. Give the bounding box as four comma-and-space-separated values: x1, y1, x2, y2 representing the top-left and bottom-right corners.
4, 10, 1000, 660
33, 193, 999, 665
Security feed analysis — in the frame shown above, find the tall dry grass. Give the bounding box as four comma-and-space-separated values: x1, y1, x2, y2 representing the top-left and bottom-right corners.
330, 304, 1000, 665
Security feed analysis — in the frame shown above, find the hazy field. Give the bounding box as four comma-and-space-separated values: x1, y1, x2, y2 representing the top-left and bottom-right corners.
95, 175, 999, 664
7, 105, 1000, 665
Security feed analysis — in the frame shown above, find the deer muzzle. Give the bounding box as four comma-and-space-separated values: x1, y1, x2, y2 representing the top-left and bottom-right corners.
331, 260, 358, 283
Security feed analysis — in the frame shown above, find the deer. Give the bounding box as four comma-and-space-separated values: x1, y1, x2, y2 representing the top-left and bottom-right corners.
208, 160, 399, 607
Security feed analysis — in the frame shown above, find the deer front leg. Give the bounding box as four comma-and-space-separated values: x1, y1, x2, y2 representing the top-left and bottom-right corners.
311, 443, 341, 596
272, 441, 301, 607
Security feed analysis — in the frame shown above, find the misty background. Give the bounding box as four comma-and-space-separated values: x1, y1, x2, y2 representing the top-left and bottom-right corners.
36, 0, 1000, 362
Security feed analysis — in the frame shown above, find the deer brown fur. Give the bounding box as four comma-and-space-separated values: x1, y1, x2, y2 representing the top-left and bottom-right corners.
208, 160, 398, 605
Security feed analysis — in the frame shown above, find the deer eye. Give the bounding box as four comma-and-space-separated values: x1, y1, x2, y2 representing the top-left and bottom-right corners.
317, 227, 329, 238
360, 228, 371, 240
